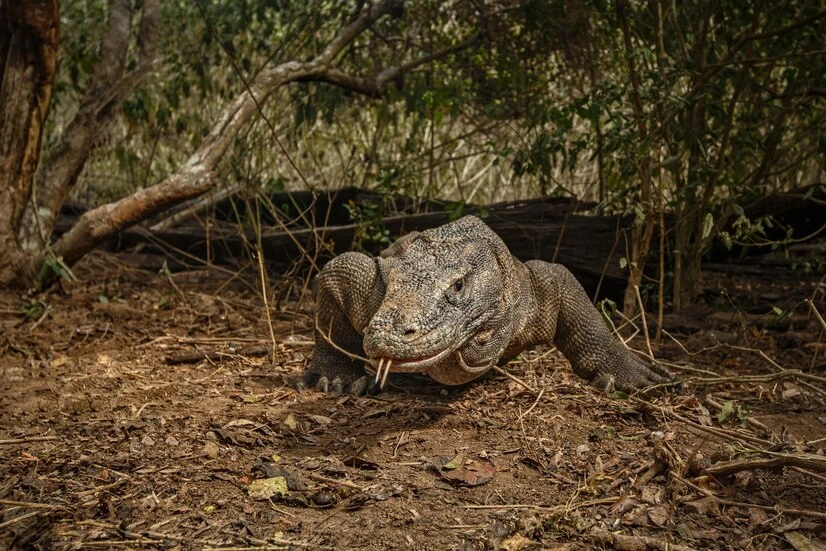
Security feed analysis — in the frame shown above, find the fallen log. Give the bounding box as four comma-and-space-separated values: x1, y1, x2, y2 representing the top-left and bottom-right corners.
113, 197, 630, 299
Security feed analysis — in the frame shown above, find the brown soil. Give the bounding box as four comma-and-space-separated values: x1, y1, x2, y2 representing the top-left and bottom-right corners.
1, 252, 825, 551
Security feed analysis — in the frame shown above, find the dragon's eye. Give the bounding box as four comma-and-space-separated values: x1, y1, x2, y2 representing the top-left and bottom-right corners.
453, 278, 464, 293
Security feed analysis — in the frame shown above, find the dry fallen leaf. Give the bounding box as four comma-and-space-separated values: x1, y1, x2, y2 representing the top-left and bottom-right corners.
283, 412, 298, 430
248, 477, 289, 500
499, 533, 538, 550
443, 451, 467, 470
647, 505, 669, 527
785, 531, 819, 551
442, 459, 496, 486
747, 508, 768, 530
683, 496, 720, 516
20, 451, 39, 462
306, 414, 333, 425
781, 386, 801, 399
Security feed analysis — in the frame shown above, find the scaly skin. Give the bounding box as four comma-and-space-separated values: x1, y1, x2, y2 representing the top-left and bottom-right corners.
303, 215, 674, 394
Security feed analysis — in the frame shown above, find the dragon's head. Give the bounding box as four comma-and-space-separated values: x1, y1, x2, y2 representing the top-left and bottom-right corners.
363, 216, 518, 385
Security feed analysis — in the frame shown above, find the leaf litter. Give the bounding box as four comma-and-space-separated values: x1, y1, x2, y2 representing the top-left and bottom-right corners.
0, 254, 824, 549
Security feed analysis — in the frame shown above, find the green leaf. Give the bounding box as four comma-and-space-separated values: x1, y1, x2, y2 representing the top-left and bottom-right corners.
720, 231, 732, 251
702, 213, 714, 240
718, 400, 735, 423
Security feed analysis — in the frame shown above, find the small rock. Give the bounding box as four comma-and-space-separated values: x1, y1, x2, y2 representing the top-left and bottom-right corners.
141, 435, 155, 447
202, 441, 219, 459
311, 492, 336, 507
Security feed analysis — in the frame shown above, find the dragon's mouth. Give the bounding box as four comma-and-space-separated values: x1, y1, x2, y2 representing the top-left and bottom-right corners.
370, 328, 498, 388
370, 346, 454, 388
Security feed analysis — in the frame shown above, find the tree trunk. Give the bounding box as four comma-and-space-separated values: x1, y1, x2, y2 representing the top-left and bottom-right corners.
19, 0, 159, 256
0, 0, 59, 286
616, 0, 656, 318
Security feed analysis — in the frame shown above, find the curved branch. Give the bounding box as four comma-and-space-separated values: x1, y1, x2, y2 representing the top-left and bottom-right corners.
304, 32, 481, 97
318, 0, 404, 64
48, 0, 407, 270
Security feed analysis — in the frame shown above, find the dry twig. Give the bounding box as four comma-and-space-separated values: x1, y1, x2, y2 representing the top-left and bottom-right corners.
634, 284, 655, 359
591, 531, 696, 551
704, 450, 826, 477
461, 496, 616, 511
492, 366, 537, 394
0, 436, 59, 445
0, 510, 43, 530
673, 472, 826, 521
805, 298, 826, 332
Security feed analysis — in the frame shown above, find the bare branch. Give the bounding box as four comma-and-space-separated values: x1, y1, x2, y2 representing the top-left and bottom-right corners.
305, 32, 481, 97
705, 451, 826, 477
48, 0, 410, 270
738, 8, 826, 44
318, 0, 404, 64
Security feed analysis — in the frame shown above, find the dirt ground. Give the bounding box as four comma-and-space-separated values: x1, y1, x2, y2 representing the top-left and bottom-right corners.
1, 251, 825, 551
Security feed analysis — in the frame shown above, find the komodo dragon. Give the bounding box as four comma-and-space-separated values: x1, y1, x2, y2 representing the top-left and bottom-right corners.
301, 215, 674, 395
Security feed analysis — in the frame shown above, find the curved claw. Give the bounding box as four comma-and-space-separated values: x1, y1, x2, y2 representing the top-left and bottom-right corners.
331, 376, 345, 395
611, 359, 682, 394
638, 361, 682, 391
365, 378, 382, 395
314, 376, 330, 393
591, 373, 616, 394
347, 375, 383, 396
647, 362, 677, 383
348, 375, 371, 396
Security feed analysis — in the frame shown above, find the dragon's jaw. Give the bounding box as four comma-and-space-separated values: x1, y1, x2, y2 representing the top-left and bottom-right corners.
367, 325, 501, 388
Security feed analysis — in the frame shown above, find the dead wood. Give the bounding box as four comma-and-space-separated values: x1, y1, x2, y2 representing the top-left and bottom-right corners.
90, 195, 628, 298
740, 183, 826, 243
705, 451, 826, 477
44, 0, 481, 280
590, 531, 696, 551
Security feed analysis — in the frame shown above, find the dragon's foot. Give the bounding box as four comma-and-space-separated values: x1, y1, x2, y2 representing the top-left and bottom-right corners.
297, 363, 453, 396
297, 359, 370, 394
296, 373, 382, 395
589, 357, 680, 395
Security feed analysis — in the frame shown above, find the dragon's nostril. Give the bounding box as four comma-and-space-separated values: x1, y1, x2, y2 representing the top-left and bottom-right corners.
403, 328, 417, 337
